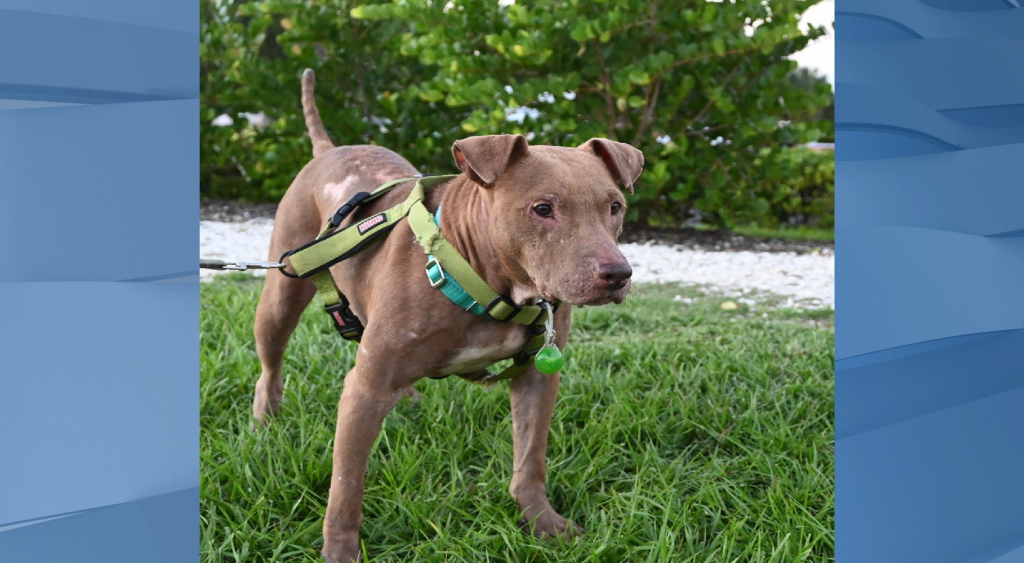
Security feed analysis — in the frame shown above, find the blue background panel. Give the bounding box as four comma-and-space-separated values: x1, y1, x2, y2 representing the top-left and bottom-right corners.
0, 0, 198, 561
0, 100, 196, 283
837, 1, 1024, 562
0, 8, 196, 103
0, 283, 197, 526
0, 488, 198, 563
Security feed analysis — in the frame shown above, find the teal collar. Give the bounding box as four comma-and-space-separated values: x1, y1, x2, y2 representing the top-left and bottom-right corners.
426, 205, 488, 315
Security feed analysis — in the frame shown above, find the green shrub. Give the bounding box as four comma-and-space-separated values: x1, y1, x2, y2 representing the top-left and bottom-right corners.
748, 147, 834, 229
201, 0, 834, 230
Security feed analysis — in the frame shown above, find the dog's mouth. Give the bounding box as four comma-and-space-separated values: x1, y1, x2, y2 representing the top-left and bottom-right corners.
594, 280, 632, 305
546, 279, 631, 307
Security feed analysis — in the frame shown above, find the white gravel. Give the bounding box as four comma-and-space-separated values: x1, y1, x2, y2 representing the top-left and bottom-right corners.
200, 219, 834, 309
622, 241, 833, 309
200, 219, 276, 281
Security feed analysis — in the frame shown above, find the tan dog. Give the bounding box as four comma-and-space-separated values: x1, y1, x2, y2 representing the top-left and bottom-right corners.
252, 70, 643, 562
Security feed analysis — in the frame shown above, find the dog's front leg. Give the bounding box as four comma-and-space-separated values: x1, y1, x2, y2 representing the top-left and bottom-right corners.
508, 308, 583, 539
322, 366, 407, 563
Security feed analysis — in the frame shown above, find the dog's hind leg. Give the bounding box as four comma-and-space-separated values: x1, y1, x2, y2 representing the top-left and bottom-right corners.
252, 269, 315, 425
252, 193, 320, 425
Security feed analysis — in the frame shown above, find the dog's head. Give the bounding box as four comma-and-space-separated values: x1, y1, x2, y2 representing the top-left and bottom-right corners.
452, 134, 643, 306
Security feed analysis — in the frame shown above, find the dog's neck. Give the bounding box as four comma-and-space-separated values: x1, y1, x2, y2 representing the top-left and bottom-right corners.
437, 176, 538, 306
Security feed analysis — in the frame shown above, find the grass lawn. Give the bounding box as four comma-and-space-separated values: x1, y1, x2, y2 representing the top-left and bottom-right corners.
201, 276, 834, 562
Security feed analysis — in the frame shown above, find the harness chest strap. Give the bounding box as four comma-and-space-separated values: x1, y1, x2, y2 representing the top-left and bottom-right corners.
292, 176, 441, 339
285, 176, 439, 277
283, 175, 555, 382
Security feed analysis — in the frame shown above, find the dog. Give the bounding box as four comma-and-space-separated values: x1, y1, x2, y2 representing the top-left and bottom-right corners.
251, 69, 643, 562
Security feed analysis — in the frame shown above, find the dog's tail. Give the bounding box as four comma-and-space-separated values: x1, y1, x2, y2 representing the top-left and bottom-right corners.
301, 69, 335, 158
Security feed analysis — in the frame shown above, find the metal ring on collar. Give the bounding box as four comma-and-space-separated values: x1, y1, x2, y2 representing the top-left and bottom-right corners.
425, 257, 446, 288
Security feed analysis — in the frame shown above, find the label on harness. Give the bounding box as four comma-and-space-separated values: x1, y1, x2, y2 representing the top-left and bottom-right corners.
325, 302, 364, 340
332, 310, 347, 326
357, 213, 387, 235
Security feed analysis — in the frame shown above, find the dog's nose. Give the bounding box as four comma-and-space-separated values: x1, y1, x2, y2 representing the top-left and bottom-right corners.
596, 262, 632, 285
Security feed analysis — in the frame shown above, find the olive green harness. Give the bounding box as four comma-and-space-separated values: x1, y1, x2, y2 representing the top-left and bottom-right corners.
280, 174, 558, 383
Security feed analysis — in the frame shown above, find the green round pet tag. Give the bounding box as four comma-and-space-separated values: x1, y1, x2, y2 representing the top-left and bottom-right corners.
535, 346, 564, 375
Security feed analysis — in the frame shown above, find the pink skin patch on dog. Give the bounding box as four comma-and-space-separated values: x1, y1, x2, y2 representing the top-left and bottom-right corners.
322, 176, 360, 206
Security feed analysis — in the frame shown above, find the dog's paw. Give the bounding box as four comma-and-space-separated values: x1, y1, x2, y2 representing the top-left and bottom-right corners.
322, 532, 362, 563
520, 509, 584, 539
322, 547, 362, 563
252, 379, 283, 426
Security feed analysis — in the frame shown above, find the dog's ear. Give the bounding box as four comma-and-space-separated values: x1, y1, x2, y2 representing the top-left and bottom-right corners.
452, 135, 530, 186
578, 138, 644, 195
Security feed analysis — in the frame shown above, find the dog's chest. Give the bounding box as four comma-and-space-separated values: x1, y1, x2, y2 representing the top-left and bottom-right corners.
440, 328, 530, 375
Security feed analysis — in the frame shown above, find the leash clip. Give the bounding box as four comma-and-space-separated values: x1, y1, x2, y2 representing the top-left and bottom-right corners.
227, 260, 285, 271
200, 259, 285, 271
541, 301, 557, 346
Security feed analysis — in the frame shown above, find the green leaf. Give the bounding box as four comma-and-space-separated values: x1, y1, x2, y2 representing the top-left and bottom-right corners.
419, 89, 445, 103
570, 21, 594, 42
712, 38, 726, 56
702, 4, 717, 24
628, 69, 651, 85
679, 75, 696, 97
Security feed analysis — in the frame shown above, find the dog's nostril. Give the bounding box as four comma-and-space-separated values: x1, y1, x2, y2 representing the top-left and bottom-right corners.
597, 262, 632, 284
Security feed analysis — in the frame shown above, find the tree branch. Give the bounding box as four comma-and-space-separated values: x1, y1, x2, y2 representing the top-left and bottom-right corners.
631, 77, 661, 146
593, 44, 617, 140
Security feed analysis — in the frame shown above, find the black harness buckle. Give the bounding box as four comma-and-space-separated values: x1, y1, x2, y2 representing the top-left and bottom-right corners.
324, 296, 364, 341
329, 191, 373, 229
484, 294, 522, 323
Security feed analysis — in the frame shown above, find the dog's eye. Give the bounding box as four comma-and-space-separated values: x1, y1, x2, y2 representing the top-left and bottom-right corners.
610, 202, 622, 215
533, 203, 553, 217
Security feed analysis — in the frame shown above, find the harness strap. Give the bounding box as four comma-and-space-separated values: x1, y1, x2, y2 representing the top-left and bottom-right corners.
309, 270, 341, 305
315, 176, 419, 239
287, 176, 444, 342
477, 326, 549, 382
286, 177, 438, 277
407, 203, 545, 325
